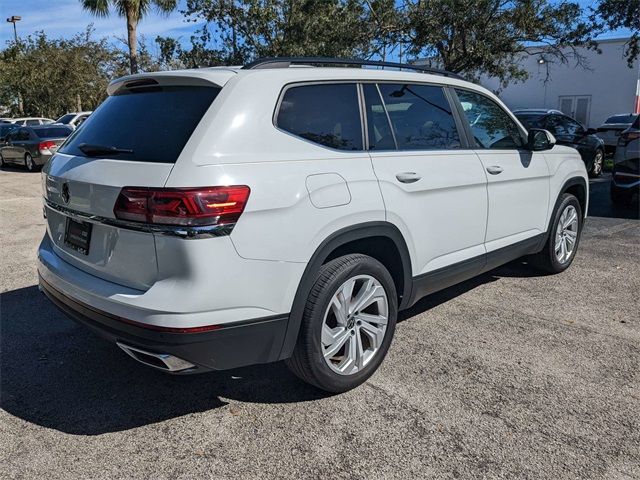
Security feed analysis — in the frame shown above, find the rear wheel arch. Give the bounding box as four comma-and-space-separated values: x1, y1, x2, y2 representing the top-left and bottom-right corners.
278, 221, 412, 360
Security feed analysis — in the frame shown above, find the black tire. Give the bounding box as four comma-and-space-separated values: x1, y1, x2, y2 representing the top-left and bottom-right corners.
588, 149, 603, 178
529, 193, 583, 273
285, 254, 398, 393
0, 152, 5, 167
24, 153, 36, 172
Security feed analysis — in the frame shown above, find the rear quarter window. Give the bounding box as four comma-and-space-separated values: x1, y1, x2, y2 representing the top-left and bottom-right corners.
59, 85, 220, 163
276, 83, 363, 151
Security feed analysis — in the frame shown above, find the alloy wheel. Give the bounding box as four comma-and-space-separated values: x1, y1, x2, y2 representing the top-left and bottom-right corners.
25, 154, 34, 171
554, 205, 579, 264
321, 274, 388, 376
592, 150, 603, 176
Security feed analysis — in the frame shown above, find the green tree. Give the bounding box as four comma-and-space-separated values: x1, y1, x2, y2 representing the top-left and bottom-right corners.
182, 0, 393, 64
404, 0, 595, 85
80, 0, 177, 74
0, 28, 119, 117
591, 0, 640, 66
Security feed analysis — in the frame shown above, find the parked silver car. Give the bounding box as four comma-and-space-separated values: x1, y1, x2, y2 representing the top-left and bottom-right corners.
597, 114, 639, 155
54, 111, 92, 129
0, 125, 73, 171
9, 117, 56, 126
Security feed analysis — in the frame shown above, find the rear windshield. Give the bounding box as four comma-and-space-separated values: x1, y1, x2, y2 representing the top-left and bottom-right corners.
0, 124, 17, 136
605, 114, 636, 124
34, 127, 72, 138
59, 85, 220, 163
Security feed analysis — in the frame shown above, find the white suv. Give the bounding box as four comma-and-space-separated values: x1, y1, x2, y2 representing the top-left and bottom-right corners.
37, 58, 588, 392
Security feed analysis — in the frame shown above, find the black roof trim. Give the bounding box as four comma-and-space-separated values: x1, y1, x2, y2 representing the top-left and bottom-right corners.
242, 57, 464, 80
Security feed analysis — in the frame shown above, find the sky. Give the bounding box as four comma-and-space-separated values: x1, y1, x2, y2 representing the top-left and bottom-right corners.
0, 0, 203, 50
0, 0, 633, 52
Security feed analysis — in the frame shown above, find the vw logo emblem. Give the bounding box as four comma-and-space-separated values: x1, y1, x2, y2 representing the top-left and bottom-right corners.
61, 183, 70, 204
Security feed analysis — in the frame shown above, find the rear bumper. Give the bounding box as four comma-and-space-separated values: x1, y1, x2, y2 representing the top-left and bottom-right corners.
39, 275, 289, 372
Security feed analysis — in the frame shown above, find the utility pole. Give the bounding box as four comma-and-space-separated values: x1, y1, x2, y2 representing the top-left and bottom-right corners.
6, 16, 21, 43
6, 16, 24, 115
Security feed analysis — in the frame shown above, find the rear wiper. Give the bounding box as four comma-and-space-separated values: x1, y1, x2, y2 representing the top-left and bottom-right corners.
78, 143, 133, 157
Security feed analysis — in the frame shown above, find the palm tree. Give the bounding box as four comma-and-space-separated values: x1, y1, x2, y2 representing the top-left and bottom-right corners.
81, 0, 177, 74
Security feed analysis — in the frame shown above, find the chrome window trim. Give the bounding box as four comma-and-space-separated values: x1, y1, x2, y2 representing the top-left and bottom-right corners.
44, 199, 234, 239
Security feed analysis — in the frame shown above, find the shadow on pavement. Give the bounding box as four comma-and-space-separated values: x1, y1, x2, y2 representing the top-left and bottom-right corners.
588, 174, 639, 220
0, 165, 39, 174
0, 286, 327, 436
2, 259, 542, 436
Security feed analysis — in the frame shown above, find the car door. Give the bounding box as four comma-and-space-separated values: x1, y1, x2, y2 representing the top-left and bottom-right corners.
453, 88, 550, 255
13, 128, 31, 162
365, 82, 488, 279
2, 130, 20, 162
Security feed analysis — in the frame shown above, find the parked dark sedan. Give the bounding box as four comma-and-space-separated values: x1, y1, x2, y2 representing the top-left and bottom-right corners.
514, 109, 605, 177
611, 114, 640, 206
0, 125, 73, 171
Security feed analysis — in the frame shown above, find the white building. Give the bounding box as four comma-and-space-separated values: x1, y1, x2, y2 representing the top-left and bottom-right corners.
479, 38, 639, 128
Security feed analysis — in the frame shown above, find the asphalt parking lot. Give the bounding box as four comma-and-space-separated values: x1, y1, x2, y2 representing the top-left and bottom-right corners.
0, 167, 638, 479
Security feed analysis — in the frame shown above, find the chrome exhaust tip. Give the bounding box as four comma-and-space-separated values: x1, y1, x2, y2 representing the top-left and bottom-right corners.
116, 342, 196, 372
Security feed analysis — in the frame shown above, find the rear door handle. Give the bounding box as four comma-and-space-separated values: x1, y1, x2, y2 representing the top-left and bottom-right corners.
486, 166, 503, 175
395, 172, 422, 184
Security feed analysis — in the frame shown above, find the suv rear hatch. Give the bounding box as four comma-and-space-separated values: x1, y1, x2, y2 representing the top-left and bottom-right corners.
42, 73, 230, 290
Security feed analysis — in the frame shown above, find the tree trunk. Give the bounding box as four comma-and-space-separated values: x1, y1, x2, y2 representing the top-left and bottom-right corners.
125, 4, 139, 74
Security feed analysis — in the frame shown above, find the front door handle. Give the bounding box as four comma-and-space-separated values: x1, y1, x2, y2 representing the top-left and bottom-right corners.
395, 172, 422, 184
486, 166, 503, 175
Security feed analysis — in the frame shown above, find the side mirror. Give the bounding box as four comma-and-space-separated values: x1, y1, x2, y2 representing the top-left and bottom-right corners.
585, 127, 597, 135
528, 128, 556, 151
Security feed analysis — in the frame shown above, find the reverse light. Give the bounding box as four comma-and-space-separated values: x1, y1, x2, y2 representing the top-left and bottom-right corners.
114, 186, 251, 226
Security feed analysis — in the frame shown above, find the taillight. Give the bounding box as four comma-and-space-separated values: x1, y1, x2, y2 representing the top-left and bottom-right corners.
114, 186, 251, 226
39, 140, 56, 152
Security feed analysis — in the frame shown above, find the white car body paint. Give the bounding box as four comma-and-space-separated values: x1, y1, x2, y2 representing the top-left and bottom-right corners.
37, 65, 588, 335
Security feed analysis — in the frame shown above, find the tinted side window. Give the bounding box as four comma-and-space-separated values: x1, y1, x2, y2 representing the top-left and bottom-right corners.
18, 128, 30, 140
378, 83, 460, 150
26, 119, 40, 126
362, 84, 396, 150
455, 89, 525, 149
276, 83, 362, 150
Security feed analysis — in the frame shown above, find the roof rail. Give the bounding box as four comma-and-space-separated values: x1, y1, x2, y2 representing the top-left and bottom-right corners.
241, 57, 464, 80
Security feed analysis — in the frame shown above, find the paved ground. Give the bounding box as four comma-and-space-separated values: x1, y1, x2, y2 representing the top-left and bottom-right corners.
1, 166, 638, 479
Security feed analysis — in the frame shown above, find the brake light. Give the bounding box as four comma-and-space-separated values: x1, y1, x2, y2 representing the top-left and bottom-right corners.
38, 140, 56, 152
114, 186, 251, 226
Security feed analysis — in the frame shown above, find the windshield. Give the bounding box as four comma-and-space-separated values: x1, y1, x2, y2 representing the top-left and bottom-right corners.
515, 114, 543, 129
56, 114, 76, 124
59, 85, 220, 163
